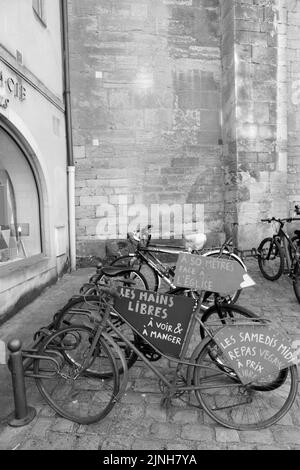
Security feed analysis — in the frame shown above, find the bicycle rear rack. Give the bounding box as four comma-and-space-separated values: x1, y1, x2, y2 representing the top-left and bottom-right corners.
236, 248, 259, 259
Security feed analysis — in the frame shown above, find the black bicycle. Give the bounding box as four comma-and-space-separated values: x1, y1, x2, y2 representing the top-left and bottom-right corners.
109, 225, 247, 310
257, 211, 300, 302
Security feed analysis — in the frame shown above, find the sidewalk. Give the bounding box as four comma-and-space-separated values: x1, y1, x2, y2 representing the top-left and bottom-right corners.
0, 260, 299, 450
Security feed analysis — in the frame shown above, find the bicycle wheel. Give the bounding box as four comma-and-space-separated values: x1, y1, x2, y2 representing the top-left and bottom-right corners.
199, 303, 288, 391
200, 251, 245, 310
34, 326, 120, 424
257, 237, 285, 280
53, 295, 138, 374
110, 255, 159, 291
293, 260, 300, 304
193, 337, 298, 430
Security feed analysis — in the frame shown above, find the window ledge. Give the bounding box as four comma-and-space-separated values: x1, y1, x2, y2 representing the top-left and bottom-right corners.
0, 254, 52, 280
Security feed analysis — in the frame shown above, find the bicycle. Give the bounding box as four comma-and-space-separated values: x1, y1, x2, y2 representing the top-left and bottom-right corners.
33, 286, 298, 430
109, 225, 247, 310
257, 212, 300, 302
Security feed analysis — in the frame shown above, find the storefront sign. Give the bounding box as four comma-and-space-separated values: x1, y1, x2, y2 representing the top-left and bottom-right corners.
0, 70, 26, 109
173, 252, 255, 294
114, 287, 195, 358
213, 323, 296, 385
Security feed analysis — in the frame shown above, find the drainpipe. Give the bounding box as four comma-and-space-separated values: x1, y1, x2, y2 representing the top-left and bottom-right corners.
61, 0, 76, 271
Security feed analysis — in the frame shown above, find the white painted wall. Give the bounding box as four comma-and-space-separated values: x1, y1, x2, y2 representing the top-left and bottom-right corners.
0, 0, 63, 98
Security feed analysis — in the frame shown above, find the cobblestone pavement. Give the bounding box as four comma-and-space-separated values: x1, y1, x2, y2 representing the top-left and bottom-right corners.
0, 259, 299, 450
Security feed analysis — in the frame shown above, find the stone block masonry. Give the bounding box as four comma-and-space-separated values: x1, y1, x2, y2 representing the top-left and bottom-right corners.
68, 0, 300, 260
68, 0, 223, 259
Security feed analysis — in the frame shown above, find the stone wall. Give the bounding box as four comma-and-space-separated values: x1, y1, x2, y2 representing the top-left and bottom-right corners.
68, 0, 223, 259
220, 0, 290, 249
287, 1, 300, 213
68, 0, 300, 259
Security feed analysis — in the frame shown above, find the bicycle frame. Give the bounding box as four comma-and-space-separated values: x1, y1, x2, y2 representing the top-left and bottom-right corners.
103, 295, 237, 394
273, 223, 299, 271
124, 235, 245, 290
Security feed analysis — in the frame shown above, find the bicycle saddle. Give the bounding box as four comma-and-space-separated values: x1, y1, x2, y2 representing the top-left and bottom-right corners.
101, 266, 137, 276
183, 233, 207, 251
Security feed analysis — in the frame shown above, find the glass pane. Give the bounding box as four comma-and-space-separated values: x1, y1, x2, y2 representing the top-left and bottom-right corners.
0, 127, 41, 265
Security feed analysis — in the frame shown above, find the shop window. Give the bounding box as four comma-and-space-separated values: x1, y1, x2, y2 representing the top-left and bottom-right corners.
0, 127, 41, 265
32, 0, 46, 26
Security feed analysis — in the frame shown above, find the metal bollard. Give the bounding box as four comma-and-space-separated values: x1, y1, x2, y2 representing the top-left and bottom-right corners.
7, 339, 36, 427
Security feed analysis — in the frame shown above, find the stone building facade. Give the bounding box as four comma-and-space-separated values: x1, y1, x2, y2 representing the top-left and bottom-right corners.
67, 0, 300, 259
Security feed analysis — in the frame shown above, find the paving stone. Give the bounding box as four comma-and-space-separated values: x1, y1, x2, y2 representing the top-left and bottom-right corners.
165, 441, 194, 450
145, 404, 167, 422
150, 422, 179, 440
170, 409, 200, 424
30, 418, 53, 438
215, 428, 240, 443
273, 426, 300, 445
131, 439, 166, 450
100, 436, 134, 450
112, 403, 145, 421
20, 438, 57, 450
51, 418, 76, 433
121, 392, 145, 404
239, 429, 274, 444
74, 434, 102, 450
42, 431, 76, 450
181, 424, 214, 442
0, 422, 34, 450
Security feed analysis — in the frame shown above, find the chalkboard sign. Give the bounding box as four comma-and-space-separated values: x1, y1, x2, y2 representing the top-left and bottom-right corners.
114, 287, 195, 358
173, 252, 255, 294
213, 323, 296, 385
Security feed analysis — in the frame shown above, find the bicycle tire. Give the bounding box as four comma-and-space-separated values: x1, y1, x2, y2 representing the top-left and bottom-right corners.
110, 254, 160, 291
199, 303, 289, 391
258, 237, 285, 281
200, 251, 245, 310
34, 325, 120, 424
293, 260, 300, 304
193, 337, 298, 430
53, 295, 139, 374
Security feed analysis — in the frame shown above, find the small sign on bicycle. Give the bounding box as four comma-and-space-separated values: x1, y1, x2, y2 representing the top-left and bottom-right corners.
114, 287, 195, 358
173, 253, 255, 294
213, 323, 297, 385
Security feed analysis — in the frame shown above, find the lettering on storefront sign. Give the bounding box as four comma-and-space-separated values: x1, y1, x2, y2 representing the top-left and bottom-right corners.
213, 324, 296, 385
0, 70, 26, 109
114, 287, 194, 358
173, 252, 255, 294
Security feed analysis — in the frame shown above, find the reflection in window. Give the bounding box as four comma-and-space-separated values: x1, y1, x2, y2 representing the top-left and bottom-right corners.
0, 127, 41, 265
